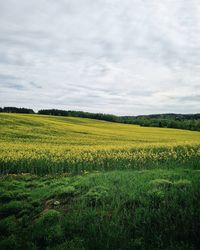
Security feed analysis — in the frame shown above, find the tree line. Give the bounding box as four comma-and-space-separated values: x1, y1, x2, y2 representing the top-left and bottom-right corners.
1, 107, 200, 131
0, 107, 34, 114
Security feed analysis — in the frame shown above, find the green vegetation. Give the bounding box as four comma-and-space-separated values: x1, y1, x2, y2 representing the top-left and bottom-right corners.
124, 113, 200, 131
0, 113, 200, 249
0, 170, 200, 250
38, 109, 200, 131
1, 107, 34, 114
1, 106, 200, 131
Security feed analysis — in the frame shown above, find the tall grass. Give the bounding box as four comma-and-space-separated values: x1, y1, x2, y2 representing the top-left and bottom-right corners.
0, 169, 200, 250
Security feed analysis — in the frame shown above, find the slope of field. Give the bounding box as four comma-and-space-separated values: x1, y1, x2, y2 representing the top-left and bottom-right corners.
0, 113, 199, 174
0, 113, 200, 250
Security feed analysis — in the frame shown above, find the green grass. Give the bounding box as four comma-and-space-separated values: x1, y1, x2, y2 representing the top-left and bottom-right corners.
0, 169, 200, 250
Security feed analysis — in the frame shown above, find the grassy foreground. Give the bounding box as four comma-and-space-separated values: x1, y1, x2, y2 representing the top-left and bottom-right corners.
0, 113, 200, 249
1, 169, 200, 250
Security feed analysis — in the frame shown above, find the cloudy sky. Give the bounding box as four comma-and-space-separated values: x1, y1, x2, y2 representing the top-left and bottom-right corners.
0, 0, 200, 115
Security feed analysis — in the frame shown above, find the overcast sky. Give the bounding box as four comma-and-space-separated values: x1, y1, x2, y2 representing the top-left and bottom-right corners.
0, 0, 200, 115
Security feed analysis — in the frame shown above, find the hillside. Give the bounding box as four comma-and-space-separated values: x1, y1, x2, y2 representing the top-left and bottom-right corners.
1, 107, 200, 131
0, 113, 199, 174
0, 113, 200, 249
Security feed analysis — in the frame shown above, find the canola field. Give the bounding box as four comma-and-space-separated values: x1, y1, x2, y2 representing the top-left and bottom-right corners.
0, 113, 200, 175
0, 113, 200, 250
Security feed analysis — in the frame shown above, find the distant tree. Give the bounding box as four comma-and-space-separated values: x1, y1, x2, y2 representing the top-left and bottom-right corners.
3, 107, 34, 114
38, 109, 119, 122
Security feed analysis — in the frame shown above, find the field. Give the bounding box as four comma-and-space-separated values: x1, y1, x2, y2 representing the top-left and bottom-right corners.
0, 113, 199, 175
0, 113, 200, 250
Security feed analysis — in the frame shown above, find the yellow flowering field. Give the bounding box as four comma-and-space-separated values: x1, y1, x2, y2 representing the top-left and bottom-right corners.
0, 113, 199, 174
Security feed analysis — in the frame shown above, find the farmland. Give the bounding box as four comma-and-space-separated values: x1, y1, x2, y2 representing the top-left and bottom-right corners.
0, 113, 200, 250
0, 113, 199, 175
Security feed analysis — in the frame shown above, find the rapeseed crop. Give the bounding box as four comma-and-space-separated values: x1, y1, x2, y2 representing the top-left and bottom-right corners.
0, 113, 199, 174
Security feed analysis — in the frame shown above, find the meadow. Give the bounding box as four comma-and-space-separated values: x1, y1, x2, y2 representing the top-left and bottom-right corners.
0, 113, 200, 250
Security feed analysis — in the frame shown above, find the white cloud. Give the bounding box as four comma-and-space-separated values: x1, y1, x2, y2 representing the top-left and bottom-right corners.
0, 0, 200, 115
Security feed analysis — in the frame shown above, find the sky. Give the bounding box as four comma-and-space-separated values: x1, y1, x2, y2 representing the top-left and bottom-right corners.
0, 0, 200, 115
